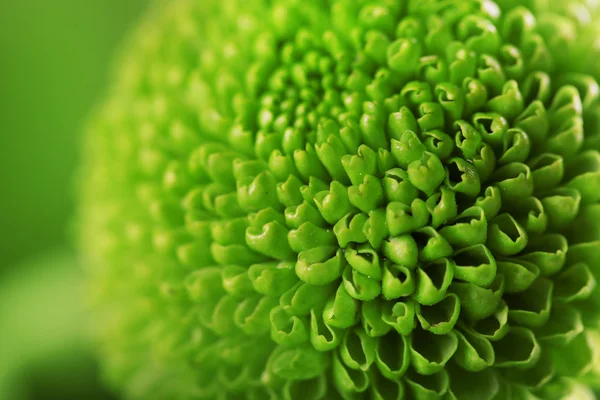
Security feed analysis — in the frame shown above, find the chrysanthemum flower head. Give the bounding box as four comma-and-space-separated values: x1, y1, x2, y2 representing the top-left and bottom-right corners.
79, 0, 600, 398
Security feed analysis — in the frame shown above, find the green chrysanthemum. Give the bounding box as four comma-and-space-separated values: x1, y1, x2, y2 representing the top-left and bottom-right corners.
79, 0, 600, 398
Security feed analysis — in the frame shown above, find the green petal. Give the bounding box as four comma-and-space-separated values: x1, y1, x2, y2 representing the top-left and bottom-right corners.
282, 375, 327, 400
493, 326, 541, 368
361, 298, 392, 338
310, 308, 342, 352
339, 327, 376, 371
453, 244, 497, 286
536, 302, 584, 347
497, 259, 539, 294
529, 153, 565, 194
382, 263, 415, 300
564, 150, 600, 204
551, 331, 596, 378
280, 282, 334, 317
414, 258, 455, 306
269, 345, 329, 380
342, 265, 381, 301
408, 152, 446, 196
454, 328, 495, 371
499, 128, 531, 164
426, 187, 458, 229
323, 283, 359, 329
468, 300, 509, 341
344, 243, 383, 280
505, 277, 553, 328
475, 186, 502, 221
382, 235, 418, 270
369, 367, 405, 400
374, 331, 410, 380
332, 352, 369, 395
416, 293, 461, 334
553, 262, 596, 303
439, 206, 488, 249
386, 199, 430, 236
381, 300, 416, 336
405, 369, 449, 400
296, 247, 344, 285
451, 275, 504, 321
249, 261, 299, 296
447, 366, 500, 400
270, 305, 309, 347
414, 227, 454, 264
222, 265, 256, 298
518, 234, 567, 276
383, 168, 419, 205
492, 162, 533, 205
444, 157, 481, 197
410, 329, 458, 375
486, 212, 528, 256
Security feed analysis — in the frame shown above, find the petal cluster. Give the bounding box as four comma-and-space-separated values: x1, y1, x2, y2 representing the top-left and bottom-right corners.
79, 0, 600, 399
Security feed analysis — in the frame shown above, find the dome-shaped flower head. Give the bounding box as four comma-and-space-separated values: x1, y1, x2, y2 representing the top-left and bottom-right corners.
79, 0, 600, 398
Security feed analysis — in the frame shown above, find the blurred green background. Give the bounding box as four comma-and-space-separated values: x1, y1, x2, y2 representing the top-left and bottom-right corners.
0, 1, 148, 398
0, 0, 148, 270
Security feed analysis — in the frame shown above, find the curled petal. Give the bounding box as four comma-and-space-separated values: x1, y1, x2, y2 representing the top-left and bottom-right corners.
310, 308, 342, 352
414, 258, 455, 306
249, 261, 298, 296
423, 131, 455, 163
388, 107, 418, 141
382, 263, 416, 300
222, 265, 255, 298
537, 302, 584, 347
323, 283, 359, 329
339, 327, 376, 371
453, 244, 497, 286
280, 282, 334, 317
369, 367, 405, 400
343, 265, 381, 301
474, 185, 502, 220
439, 206, 488, 249
314, 181, 356, 225
493, 326, 541, 368
416, 293, 461, 335
375, 331, 410, 380
270, 305, 309, 347
497, 259, 539, 294
451, 275, 504, 321
296, 247, 344, 286
405, 369, 449, 400
553, 262, 596, 303
445, 157, 481, 197
486, 213, 528, 256
453, 328, 495, 372
505, 277, 553, 328
361, 298, 392, 338
332, 352, 370, 395
515, 99, 550, 144
417, 102, 446, 131
413, 226, 453, 263
518, 234, 568, 276
383, 168, 419, 205
492, 162, 533, 204
426, 187, 458, 229
386, 199, 430, 236
529, 153, 564, 193
541, 188, 581, 230
382, 300, 416, 336
410, 329, 458, 375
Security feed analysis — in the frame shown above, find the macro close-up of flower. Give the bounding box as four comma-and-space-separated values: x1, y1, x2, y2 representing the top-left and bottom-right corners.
77, 0, 600, 398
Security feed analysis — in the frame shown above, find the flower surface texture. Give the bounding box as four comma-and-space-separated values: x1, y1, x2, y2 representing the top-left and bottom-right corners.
79, 0, 600, 398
